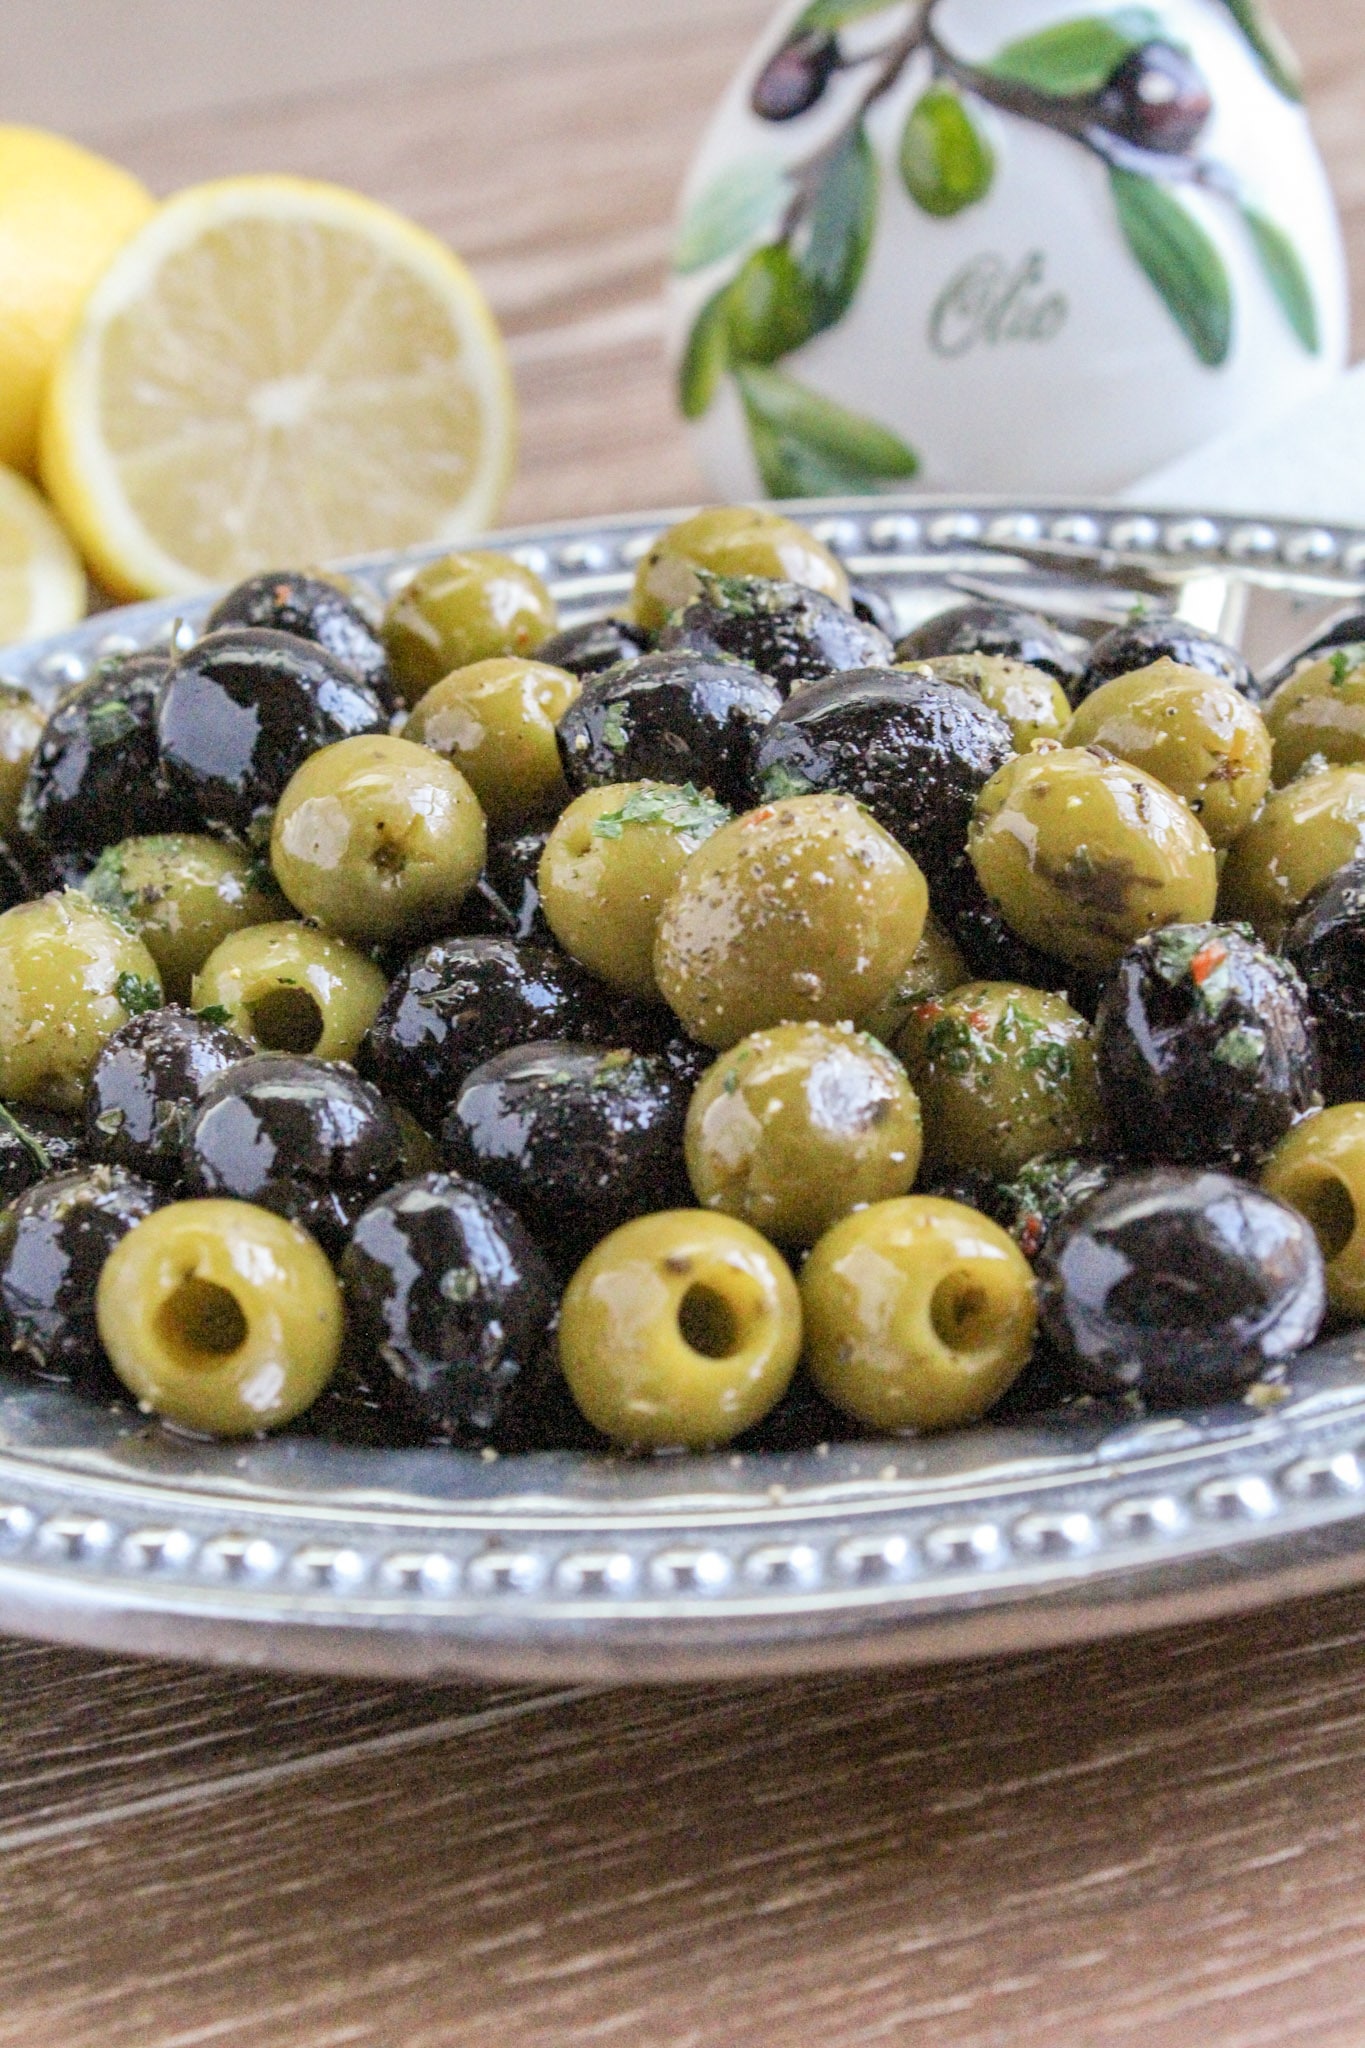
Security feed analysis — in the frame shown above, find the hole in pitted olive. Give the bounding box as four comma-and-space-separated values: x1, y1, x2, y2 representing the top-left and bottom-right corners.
678, 1281, 743, 1360
156, 1277, 249, 1366
930, 1271, 996, 1353
247, 987, 324, 1054
1283, 1169, 1357, 1265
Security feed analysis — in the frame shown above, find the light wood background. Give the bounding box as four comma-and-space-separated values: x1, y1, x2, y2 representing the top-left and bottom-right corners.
3, 5, 1365, 2044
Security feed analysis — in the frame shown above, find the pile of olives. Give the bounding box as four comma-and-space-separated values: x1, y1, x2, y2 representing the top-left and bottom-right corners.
0, 514, 1363, 1455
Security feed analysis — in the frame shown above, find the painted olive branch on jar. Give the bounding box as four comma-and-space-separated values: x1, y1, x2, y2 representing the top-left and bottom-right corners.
675, 0, 1318, 492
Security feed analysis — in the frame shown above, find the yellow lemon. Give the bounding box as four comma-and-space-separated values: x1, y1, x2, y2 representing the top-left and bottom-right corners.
41, 175, 517, 601
0, 465, 85, 647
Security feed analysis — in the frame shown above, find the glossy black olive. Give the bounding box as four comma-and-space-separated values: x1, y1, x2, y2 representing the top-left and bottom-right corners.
1260, 612, 1365, 700
205, 573, 396, 712
1096, 924, 1319, 1170
0, 1104, 87, 1200
536, 616, 653, 680
1094, 41, 1212, 155
731, 1370, 856, 1452
993, 1153, 1122, 1262
340, 1171, 559, 1443
0, 1165, 161, 1392
941, 866, 1103, 1016
182, 1053, 405, 1256
85, 1008, 253, 1186
658, 575, 892, 696
458, 827, 555, 944
1284, 860, 1365, 1102
752, 668, 1013, 896
894, 603, 1084, 695
441, 1042, 692, 1267
18, 654, 195, 851
751, 29, 839, 120
847, 580, 898, 640
358, 936, 619, 1128
555, 651, 780, 808
1037, 1167, 1326, 1406
157, 627, 387, 843
1077, 615, 1253, 704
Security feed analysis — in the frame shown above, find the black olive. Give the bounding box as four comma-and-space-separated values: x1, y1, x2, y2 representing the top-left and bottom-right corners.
18, 654, 196, 852
1284, 861, 1365, 1103
358, 936, 620, 1129
0, 1104, 87, 1200
1096, 923, 1320, 1170
848, 580, 898, 640
751, 29, 839, 120
1037, 1167, 1325, 1406
894, 604, 1084, 696
992, 1152, 1122, 1262
459, 826, 555, 944
182, 1053, 405, 1256
658, 575, 892, 696
941, 866, 1104, 1016
205, 573, 396, 712
1077, 615, 1253, 704
0, 1165, 161, 1393
441, 1042, 692, 1268
85, 1008, 254, 1186
1094, 41, 1212, 156
731, 1370, 856, 1452
157, 627, 387, 843
340, 1172, 559, 1444
1260, 612, 1365, 700
752, 668, 1013, 897
536, 616, 653, 679
555, 651, 781, 808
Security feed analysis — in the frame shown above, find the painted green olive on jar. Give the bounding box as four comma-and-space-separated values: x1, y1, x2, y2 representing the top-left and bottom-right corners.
1063, 659, 1272, 849
1263, 648, 1365, 785
383, 550, 559, 707
404, 657, 580, 830
1219, 764, 1365, 944
914, 653, 1070, 752
83, 833, 287, 1003
191, 920, 387, 1064
969, 745, 1217, 969
0, 892, 163, 1110
631, 506, 850, 635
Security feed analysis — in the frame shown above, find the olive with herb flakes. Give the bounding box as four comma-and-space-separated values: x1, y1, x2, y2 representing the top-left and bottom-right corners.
1218, 763, 1365, 945
536, 615, 653, 680
191, 920, 387, 1065
631, 506, 850, 636
556, 651, 780, 810
0, 892, 164, 1112
894, 603, 1083, 695
0, 1103, 86, 1200
913, 653, 1070, 752
1263, 645, 1365, 785
205, 571, 396, 711
988, 1152, 1122, 1262
18, 653, 194, 852
0, 1165, 162, 1393
85, 1007, 253, 1186
1078, 613, 1254, 705
658, 574, 892, 696
1284, 860, 1365, 1103
83, 833, 287, 1004
1259, 612, 1365, 699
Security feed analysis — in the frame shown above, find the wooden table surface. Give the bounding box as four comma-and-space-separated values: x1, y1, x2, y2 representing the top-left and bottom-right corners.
8, 5, 1365, 2043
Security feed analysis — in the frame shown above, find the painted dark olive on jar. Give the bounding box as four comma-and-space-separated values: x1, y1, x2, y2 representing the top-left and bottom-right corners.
0, 1165, 162, 1393
555, 651, 780, 809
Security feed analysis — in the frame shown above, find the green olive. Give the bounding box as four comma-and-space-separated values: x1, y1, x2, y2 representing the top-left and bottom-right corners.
1263, 650, 1365, 784
191, 920, 387, 1062
0, 685, 45, 837
632, 507, 850, 635
404, 657, 580, 830
895, 981, 1101, 1178
801, 1195, 1037, 1432
0, 892, 162, 1110
861, 914, 969, 1046
1219, 764, 1365, 943
654, 792, 928, 1049
559, 1209, 801, 1449
538, 781, 729, 1000
686, 1022, 923, 1247
270, 735, 486, 949
82, 834, 287, 1003
97, 1199, 342, 1435
912, 654, 1070, 751
383, 551, 559, 707
969, 745, 1217, 969
1261, 1106, 1365, 1320
1062, 659, 1271, 849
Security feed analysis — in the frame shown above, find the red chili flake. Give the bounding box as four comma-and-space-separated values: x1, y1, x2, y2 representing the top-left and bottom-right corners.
911, 999, 945, 1023
966, 1010, 991, 1033
746, 807, 775, 826
1190, 941, 1228, 985
1017, 1213, 1046, 1259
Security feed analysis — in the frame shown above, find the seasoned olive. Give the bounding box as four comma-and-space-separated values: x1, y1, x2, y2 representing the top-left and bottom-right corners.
658, 573, 892, 695
801, 1196, 1037, 1431
205, 571, 395, 709
1063, 660, 1272, 848
341, 1173, 559, 1443
539, 781, 729, 1001
384, 551, 559, 707
686, 1022, 922, 1247
0, 892, 162, 1110
1077, 614, 1253, 703
83, 833, 287, 1003
85, 1007, 252, 1186
1219, 764, 1365, 944
18, 653, 193, 852
1263, 647, 1365, 785
1037, 1167, 1325, 1405
269, 734, 486, 949
754, 668, 1013, 898
405, 658, 579, 830
861, 914, 969, 1046
459, 825, 555, 945
913, 653, 1070, 752
897, 982, 1101, 1178
558, 1209, 800, 1450
988, 1152, 1122, 1263
157, 627, 387, 844
969, 746, 1217, 969
536, 615, 653, 680
556, 651, 780, 810
191, 921, 387, 1064
894, 602, 1083, 695
97, 1198, 342, 1434
654, 793, 928, 1049
0, 1103, 86, 1200
1261, 1106, 1365, 1320
1260, 613, 1365, 699
441, 1042, 692, 1266
0, 685, 46, 838
1284, 861, 1365, 1102
632, 507, 849, 635
0, 1165, 162, 1392
1096, 924, 1319, 1169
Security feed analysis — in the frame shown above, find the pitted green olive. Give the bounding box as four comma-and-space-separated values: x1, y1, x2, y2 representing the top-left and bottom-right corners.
383, 551, 559, 707
1263, 649, 1365, 785
632, 507, 850, 635
1219, 764, 1365, 943
914, 653, 1070, 751
0, 892, 162, 1110
405, 657, 580, 830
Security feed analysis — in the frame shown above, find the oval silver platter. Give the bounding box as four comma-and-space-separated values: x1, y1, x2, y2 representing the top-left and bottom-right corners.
3, 492, 1365, 1684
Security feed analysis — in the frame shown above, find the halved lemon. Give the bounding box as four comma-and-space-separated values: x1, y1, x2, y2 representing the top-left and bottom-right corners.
0, 464, 86, 647
41, 176, 517, 601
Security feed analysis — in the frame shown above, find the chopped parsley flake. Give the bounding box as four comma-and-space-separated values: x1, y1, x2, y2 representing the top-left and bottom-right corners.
83, 847, 137, 931
591, 783, 729, 844
925, 1015, 999, 1075
599, 703, 630, 754
1020, 1040, 1074, 1084
1213, 1026, 1266, 1072
196, 1004, 234, 1028
115, 973, 161, 1016
1329, 646, 1365, 687
85, 698, 139, 749
760, 762, 815, 803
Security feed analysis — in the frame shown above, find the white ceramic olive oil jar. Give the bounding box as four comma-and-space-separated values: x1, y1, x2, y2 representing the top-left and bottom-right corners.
668, 0, 1347, 499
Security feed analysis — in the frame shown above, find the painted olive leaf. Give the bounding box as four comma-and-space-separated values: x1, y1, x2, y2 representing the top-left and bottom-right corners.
1109, 168, 1232, 367
678, 283, 734, 419
726, 244, 822, 364
984, 10, 1166, 98
791, 0, 905, 35
1214, 0, 1302, 100
793, 122, 878, 330
1241, 205, 1320, 352
899, 85, 996, 219
736, 365, 919, 497
673, 156, 790, 274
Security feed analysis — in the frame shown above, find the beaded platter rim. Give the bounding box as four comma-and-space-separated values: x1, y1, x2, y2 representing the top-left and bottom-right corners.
2, 491, 1365, 1682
